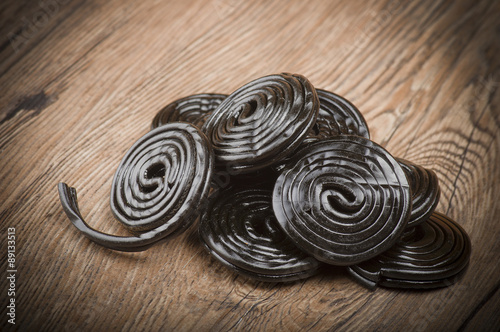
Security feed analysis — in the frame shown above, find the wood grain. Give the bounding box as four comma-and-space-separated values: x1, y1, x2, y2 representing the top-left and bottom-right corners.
1, 0, 499, 330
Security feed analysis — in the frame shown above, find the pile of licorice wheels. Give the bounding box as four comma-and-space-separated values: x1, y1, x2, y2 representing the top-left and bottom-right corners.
59, 73, 471, 289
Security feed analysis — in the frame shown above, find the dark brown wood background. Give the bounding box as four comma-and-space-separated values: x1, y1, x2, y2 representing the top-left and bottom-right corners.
1, 0, 499, 330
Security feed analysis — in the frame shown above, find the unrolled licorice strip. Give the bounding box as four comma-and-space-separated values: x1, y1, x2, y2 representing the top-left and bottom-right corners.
347, 212, 471, 289
151, 93, 227, 130
397, 158, 441, 228
202, 73, 319, 174
58, 122, 214, 251
199, 186, 322, 282
273, 136, 412, 266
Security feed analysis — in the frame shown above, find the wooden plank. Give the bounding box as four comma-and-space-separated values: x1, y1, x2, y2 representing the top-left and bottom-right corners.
1, 0, 499, 330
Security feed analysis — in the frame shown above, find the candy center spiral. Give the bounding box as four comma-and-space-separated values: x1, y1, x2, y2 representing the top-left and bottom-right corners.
273, 136, 411, 265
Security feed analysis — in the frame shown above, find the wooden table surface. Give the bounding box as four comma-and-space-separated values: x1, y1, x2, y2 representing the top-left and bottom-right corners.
1, 0, 499, 330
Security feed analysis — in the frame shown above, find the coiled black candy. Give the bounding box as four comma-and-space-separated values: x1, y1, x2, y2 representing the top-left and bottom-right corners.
273, 89, 370, 173
397, 158, 441, 228
304, 89, 370, 143
272, 136, 412, 266
151, 93, 227, 129
347, 212, 471, 289
199, 186, 322, 282
202, 73, 319, 174
58, 123, 213, 251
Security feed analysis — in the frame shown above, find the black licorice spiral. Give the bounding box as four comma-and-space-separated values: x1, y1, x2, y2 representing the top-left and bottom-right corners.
199, 186, 322, 282
347, 212, 471, 289
272, 136, 412, 266
202, 73, 319, 174
151, 93, 227, 129
397, 158, 441, 228
58, 123, 213, 251
304, 89, 370, 143
273, 89, 370, 173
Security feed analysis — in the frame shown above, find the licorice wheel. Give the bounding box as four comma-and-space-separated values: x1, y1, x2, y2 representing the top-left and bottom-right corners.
199, 186, 322, 282
304, 89, 370, 144
273, 89, 370, 173
58, 122, 214, 251
272, 136, 412, 266
151, 93, 227, 129
397, 158, 441, 228
347, 212, 471, 289
202, 73, 319, 174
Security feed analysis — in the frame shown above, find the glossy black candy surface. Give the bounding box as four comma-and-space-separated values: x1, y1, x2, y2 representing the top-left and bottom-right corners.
151, 93, 227, 129
273, 89, 370, 173
202, 73, 319, 174
58, 123, 214, 251
397, 158, 441, 228
304, 89, 370, 143
347, 212, 471, 289
199, 186, 322, 282
273, 136, 412, 266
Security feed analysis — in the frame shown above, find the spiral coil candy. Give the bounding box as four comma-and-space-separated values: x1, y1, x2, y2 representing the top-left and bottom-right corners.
202, 73, 319, 174
304, 89, 370, 143
397, 158, 441, 228
347, 212, 471, 289
151, 93, 227, 129
199, 186, 322, 282
58, 123, 214, 251
272, 136, 412, 266
273, 89, 370, 173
